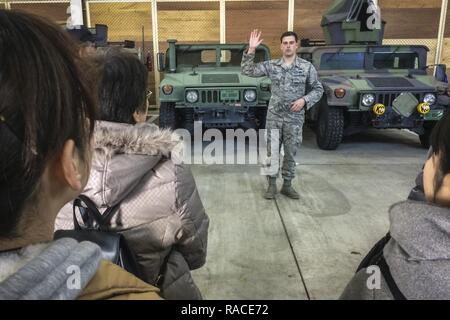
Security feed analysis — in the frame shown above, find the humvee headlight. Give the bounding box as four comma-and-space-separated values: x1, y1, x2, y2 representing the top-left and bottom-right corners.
362, 94, 375, 107
373, 103, 386, 116
186, 90, 199, 103
162, 84, 173, 95
417, 102, 431, 115
423, 93, 436, 105
244, 90, 257, 102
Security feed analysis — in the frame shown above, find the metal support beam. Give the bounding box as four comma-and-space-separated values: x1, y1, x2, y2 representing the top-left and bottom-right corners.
288, 0, 294, 32
435, 0, 448, 65
151, 0, 160, 107
220, 0, 226, 44
69, 0, 84, 26
85, 0, 91, 27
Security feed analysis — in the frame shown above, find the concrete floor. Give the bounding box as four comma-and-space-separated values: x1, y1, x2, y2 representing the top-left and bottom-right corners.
186, 126, 429, 300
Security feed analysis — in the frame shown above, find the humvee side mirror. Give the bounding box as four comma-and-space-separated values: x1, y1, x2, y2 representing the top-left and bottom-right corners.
157, 53, 165, 72
435, 64, 448, 83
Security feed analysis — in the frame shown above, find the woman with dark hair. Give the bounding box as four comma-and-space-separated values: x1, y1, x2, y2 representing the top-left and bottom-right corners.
0, 10, 160, 300
55, 49, 209, 300
341, 110, 450, 300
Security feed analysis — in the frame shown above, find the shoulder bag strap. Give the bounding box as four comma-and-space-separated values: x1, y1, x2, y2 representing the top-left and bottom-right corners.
378, 256, 407, 300
73, 195, 122, 230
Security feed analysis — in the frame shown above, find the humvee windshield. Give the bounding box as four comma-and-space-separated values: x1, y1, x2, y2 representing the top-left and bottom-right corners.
320, 52, 365, 70
373, 52, 419, 70
319, 50, 420, 70
176, 48, 267, 67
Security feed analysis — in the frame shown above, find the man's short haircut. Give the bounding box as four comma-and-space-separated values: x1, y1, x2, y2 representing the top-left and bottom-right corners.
98, 49, 148, 124
280, 31, 298, 43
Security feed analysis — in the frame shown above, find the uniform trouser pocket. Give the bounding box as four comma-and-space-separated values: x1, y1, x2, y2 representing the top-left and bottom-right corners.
281, 119, 304, 180
264, 118, 282, 177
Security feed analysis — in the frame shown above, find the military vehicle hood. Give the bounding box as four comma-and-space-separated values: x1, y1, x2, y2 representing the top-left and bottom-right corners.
320, 73, 438, 92
164, 67, 265, 86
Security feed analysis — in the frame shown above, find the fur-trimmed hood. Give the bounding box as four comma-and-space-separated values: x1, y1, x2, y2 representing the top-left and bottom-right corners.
84, 121, 182, 207
94, 121, 179, 157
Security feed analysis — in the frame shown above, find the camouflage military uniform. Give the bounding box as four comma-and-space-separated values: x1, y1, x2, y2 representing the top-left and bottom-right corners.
241, 52, 324, 180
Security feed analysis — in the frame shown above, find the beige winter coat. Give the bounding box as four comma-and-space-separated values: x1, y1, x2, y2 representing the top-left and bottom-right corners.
55, 121, 209, 299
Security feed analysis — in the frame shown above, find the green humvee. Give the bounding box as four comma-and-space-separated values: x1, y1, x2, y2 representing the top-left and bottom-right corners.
156, 40, 271, 132
299, 0, 450, 150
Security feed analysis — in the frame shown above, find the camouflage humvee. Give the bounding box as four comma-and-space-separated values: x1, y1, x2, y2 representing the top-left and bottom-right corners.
299, 0, 450, 150
156, 40, 271, 132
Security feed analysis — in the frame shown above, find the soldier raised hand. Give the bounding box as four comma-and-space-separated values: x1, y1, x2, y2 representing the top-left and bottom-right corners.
247, 29, 263, 55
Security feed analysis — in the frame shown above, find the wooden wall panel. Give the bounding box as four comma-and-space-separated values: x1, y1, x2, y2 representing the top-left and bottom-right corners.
226, 1, 288, 57
158, 2, 219, 52
10, 3, 69, 26
446, 1, 450, 38
441, 38, 450, 65
158, 11, 220, 44
89, 3, 152, 42
382, 9, 440, 39
294, 0, 332, 40
294, 0, 445, 39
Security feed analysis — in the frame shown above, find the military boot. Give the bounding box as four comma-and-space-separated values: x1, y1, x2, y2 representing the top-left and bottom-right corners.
280, 179, 300, 199
264, 177, 278, 199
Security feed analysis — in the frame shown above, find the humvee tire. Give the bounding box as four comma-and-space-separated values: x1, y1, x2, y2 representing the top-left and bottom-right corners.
419, 122, 435, 149
159, 102, 177, 130
179, 108, 195, 135
317, 104, 344, 150
256, 107, 267, 129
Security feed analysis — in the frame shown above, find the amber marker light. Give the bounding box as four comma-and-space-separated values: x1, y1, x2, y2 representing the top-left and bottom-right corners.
162, 84, 173, 95
334, 88, 346, 98
417, 103, 430, 115
373, 103, 386, 116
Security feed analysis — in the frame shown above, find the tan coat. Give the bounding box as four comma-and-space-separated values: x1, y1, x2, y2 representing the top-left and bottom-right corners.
79, 260, 161, 300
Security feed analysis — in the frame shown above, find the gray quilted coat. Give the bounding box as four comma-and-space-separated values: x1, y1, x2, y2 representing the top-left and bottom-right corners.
55, 121, 209, 299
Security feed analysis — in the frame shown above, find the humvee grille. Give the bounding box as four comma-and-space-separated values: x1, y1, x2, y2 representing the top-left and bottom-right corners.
202, 74, 240, 84
201, 90, 222, 103
360, 92, 425, 107
186, 87, 258, 106
368, 77, 414, 88
379, 92, 423, 107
